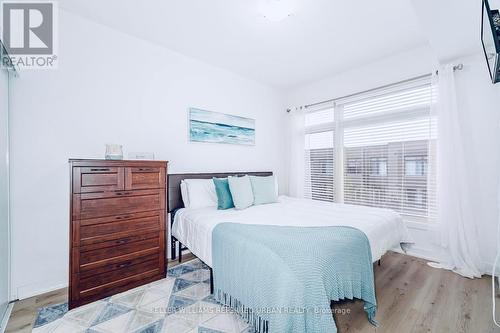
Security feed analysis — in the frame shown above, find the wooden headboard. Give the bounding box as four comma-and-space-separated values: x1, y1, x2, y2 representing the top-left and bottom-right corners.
167, 171, 273, 213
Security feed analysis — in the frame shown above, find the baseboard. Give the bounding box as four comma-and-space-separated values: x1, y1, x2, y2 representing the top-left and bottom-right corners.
392, 245, 440, 263
15, 282, 67, 301
0, 302, 14, 333
396, 248, 497, 277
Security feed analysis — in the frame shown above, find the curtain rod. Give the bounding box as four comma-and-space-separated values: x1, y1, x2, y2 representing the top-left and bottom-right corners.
289, 63, 463, 112
435, 63, 463, 75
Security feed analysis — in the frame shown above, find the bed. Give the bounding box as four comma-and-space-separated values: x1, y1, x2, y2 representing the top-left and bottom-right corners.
167, 171, 411, 332
168, 172, 411, 267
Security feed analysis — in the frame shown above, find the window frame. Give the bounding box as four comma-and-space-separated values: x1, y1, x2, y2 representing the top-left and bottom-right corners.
302, 76, 436, 223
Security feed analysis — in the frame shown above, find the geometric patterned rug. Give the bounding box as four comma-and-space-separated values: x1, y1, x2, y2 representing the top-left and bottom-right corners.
31, 259, 252, 333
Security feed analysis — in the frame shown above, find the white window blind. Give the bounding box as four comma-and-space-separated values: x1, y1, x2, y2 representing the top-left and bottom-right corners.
304, 103, 335, 202
304, 131, 335, 202
302, 76, 437, 222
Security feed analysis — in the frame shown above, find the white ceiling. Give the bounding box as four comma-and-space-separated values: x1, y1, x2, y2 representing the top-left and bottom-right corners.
411, 0, 500, 63
60, 0, 429, 87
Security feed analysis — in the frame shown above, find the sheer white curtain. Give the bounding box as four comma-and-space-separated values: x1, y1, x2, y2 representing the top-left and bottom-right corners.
287, 107, 305, 198
429, 64, 482, 278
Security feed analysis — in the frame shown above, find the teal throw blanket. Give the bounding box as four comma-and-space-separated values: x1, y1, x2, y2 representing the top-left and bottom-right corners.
212, 223, 377, 333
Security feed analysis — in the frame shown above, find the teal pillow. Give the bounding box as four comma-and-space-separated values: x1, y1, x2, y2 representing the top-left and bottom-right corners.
212, 177, 234, 210
228, 175, 254, 210
250, 175, 278, 205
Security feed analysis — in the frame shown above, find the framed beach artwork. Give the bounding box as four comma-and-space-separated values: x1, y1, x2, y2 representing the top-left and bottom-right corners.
189, 108, 255, 145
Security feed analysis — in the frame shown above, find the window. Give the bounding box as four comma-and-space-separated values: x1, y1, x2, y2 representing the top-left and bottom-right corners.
369, 157, 387, 176
305, 108, 334, 127
346, 158, 362, 174
302, 76, 436, 222
405, 155, 427, 176
304, 130, 335, 202
303, 104, 335, 202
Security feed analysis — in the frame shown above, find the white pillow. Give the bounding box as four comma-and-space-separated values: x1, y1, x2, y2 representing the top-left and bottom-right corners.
180, 180, 190, 208
183, 179, 217, 209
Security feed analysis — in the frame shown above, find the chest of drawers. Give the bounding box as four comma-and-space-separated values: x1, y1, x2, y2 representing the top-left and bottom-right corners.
69, 159, 167, 309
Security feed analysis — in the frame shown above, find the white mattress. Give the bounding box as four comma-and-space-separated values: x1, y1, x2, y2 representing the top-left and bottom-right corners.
172, 196, 412, 267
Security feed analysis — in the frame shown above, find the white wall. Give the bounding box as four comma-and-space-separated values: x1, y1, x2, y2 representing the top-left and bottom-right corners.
286, 45, 437, 106
9, 10, 287, 299
286, 45, 500, 273
286, 46, 445, 262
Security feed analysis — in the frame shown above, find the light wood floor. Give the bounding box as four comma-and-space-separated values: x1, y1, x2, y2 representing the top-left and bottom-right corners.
333, 252, 500, 333
6, 252, 500, 333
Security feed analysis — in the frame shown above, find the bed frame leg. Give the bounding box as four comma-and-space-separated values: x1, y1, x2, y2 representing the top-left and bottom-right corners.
209, 268, 214, 294
178, 242, 183, 263
170, 237, 177, 260
378, 259, 381, 266
170, 212, 177, 261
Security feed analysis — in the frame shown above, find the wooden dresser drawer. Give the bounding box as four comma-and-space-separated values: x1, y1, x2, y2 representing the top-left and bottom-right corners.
76, 247, 160, 274
73, 189, 165, 220
73, 269, 162, 306
73, 167, 125, 193
80, 230, 160, 253
79, 232, 159, 266
76, 211, 164, 246
79, 252, 159, 278
79, 256, 161, 292
125, 167, 165, 190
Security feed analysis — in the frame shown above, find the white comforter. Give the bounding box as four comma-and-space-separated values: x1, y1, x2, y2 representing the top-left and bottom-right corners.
172, 196, 411, 267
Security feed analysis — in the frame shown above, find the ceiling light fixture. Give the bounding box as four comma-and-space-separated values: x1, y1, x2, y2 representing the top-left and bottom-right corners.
259, 0, 298, 22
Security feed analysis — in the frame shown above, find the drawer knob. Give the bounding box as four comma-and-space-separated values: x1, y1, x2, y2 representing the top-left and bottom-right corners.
115, 191, 132, 196
117, 261, 131, 269
90, 168, 110, 172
